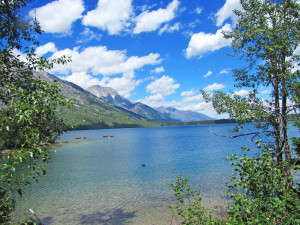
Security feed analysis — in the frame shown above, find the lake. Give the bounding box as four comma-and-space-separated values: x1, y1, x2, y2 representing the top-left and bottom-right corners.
12, 123, 299, 224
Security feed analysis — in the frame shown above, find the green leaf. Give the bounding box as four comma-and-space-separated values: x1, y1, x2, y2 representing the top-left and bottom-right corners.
41, 166, 46, 176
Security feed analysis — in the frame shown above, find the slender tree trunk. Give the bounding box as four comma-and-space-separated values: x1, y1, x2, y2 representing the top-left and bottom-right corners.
280, 51, 293, 186
281, 75, 291, 163
274, 79, 283, 162
282, 92, 293, 187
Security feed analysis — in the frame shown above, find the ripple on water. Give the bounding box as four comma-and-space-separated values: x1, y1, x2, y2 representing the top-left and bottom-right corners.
12, 124, 292, 224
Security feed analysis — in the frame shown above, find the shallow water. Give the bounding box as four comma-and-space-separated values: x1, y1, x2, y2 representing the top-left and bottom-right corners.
11, 123, 299, 224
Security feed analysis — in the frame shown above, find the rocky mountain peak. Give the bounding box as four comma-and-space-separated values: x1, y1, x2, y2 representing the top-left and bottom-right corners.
87, 85, 118, 99
86, 85, 176, 122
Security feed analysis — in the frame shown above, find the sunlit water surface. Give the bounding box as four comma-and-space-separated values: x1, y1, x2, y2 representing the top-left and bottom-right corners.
12, 124, 299, 224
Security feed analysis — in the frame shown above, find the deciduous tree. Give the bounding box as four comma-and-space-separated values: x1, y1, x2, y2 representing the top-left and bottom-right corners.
0, 0, 71, 222
203, 0, 299, 165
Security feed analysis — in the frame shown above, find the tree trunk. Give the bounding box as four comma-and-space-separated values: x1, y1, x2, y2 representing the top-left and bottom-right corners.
274, 80, 283, 162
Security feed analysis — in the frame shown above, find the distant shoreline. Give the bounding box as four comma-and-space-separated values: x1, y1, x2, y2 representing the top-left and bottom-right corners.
69, 113, 299, 131
71, 118, 238, 131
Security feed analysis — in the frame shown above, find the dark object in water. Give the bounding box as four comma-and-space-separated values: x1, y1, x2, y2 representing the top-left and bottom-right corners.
103, 135, 114, 138
141, 164, 146, 167
29, 209, 44, 225
75, 137, 86, 139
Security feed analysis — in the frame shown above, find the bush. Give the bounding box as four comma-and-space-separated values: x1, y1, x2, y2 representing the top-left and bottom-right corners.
226, 141, 300, 224
169, 141, 300, 224
169, 174, 226, 224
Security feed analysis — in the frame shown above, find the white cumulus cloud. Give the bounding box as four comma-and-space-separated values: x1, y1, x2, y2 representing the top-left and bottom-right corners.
143, 94, 165, 101
146, 75, 180, 96
133, 0, 180, 34
49, 46, 161, 76
195, 7, 203, 15
64, 72, 101, 89
219, 68, 230, 74
151, 66, 165, 73
100, 72, 142, 98
12, 49, 27, 63
76, 28, 102, 44
35, 42, 57, 56
159, 22, 181, 35
63, 71, 142, 98
203, 83, 225, 91
204, 70, 213, 78
215, 0, 242, 27
185, 23, 232, 59
182, 94, 203, 102
181, 89, 196, 97
233, 89, 250, 97
30, 0, 84, 34
82, 0, 132, 35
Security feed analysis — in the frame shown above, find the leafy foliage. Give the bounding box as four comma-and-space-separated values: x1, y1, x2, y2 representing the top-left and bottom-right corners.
203, 0, 300, 163
0, 0, 71, 222
226, 141, 300, 224
172, 0, 300, 224
169, 175, 226, 225
170, 141, 300, 225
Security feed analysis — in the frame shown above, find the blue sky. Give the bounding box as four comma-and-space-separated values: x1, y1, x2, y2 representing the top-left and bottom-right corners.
20, 0, 273, 118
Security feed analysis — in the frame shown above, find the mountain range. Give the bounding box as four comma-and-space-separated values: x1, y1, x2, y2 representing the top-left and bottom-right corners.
155, 106, 213, 122
34, 71, 156, 129
34, 71, 214, 129
87, 85, 176, 122
86, 85, 214, 122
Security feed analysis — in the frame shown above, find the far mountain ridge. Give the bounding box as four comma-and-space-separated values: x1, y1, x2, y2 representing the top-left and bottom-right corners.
155, 106, 214, 122
87, 85, 213, 123
31, 72, 214, 129
87, 85, 176, 122
33, 71, 157, 129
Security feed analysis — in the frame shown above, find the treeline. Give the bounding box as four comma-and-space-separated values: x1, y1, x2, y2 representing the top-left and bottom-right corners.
70, 119, 237, 130
70, 115, 299, 130
166, 119, 237, 126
